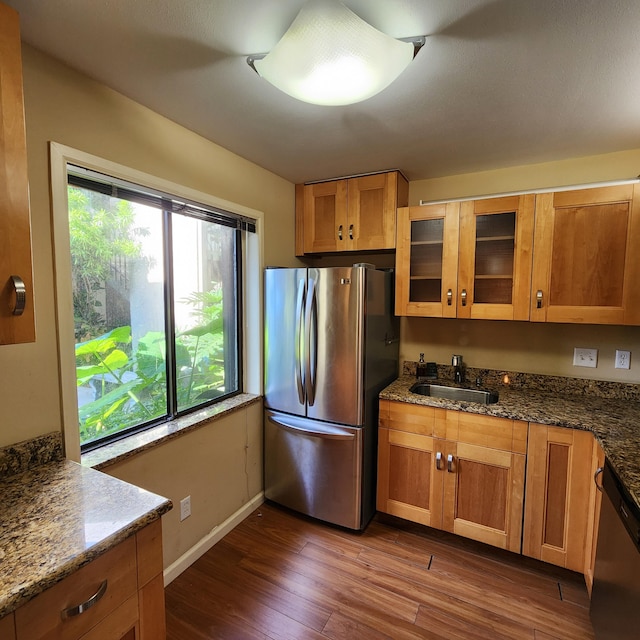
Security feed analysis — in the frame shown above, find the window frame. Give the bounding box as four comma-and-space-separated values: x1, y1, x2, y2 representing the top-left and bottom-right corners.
50, 143, 264, 461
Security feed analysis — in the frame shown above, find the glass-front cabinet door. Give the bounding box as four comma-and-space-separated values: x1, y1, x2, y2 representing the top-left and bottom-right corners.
457, 195, 535, 320
395, 203, 460, 317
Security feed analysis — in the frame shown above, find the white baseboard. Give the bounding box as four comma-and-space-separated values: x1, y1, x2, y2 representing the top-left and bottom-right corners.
163, 491, 265, 585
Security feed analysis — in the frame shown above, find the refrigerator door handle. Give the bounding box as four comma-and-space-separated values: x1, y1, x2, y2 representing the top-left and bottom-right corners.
269, 414, 357, 441
305, 276, 318, 406
294, 278, 306, 405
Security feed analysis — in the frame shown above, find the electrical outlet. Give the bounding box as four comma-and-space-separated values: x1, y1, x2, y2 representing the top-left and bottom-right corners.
573, 347, 598, 368
615, 349, 631, 370
180, 495, 191, 521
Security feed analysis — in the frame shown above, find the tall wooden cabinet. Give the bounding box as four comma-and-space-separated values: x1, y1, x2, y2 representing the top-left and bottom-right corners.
295, 171, 408, 255
378, 400, 526, 553
395, 194, 535, 320
530, 183, 640, 325
0, 2, 35, 344
522, 424, 595, 572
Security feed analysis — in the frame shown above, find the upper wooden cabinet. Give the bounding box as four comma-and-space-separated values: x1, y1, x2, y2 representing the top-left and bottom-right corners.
522, 424, 595, 572
377, 400, 526, 553
531, 183, 640, 325
395, 194, 535, 320
295, 170, 408, 255
0, 2, 35, 344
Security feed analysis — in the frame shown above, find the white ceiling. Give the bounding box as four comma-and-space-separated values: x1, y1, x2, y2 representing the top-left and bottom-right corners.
6, 0, 640, 184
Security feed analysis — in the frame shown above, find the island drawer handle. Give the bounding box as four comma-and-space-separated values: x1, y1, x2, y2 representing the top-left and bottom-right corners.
61, 579, 108, 619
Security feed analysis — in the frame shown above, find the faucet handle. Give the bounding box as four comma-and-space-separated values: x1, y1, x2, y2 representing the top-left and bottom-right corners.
452, 354, 463, 367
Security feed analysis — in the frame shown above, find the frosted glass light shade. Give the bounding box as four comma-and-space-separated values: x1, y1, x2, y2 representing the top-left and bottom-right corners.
252, 0, 418, 106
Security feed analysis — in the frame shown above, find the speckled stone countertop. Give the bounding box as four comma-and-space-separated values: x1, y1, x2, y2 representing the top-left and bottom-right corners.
0, 444, 172, 618
381, 365, 640, 511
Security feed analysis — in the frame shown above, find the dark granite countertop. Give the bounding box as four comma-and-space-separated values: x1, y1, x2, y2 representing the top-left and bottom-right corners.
0, 452, 171, 618
381, 373, 640, 511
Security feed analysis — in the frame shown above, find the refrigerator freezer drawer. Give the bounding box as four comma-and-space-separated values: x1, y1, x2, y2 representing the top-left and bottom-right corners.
264, 410, 363, 530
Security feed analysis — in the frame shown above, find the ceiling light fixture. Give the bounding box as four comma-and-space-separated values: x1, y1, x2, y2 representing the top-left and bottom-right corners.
247, 0, 425, 106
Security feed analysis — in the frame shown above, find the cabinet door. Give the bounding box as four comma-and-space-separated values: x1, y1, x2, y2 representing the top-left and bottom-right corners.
395, 203, 460, 317
523, 424, 594, 571
347, 172, 405, 251
531, 184, 640, 324
458, 194, 534, 321
584, 440, 605, 596
377, 427, 444, 528
301, 180, 348, 253
442, 440, 525, 552
0, 3, 35, 344
0, 614, 16, 640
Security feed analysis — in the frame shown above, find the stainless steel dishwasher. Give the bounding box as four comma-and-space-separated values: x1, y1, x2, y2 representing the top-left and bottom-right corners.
590, 460, 640, 639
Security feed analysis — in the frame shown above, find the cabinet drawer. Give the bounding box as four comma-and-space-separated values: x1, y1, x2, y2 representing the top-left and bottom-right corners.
15, 536, 137, 640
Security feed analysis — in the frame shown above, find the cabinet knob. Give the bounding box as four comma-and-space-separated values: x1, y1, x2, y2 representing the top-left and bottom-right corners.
337, 225, 343, 240
536, 290, 543, 309
447, 289, 453, 306
10, 275, 26, 316
461, 289, 467, 307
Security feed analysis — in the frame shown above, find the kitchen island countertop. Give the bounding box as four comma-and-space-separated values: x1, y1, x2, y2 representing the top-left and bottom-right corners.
0, 457, 172, 618
381, 375, 640, 510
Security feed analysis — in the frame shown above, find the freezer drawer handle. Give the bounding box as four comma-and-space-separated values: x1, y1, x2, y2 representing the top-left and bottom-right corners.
270, 416, 356, 440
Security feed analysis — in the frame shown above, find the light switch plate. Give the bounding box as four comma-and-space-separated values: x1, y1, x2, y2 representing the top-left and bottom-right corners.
573, 348, 598, 368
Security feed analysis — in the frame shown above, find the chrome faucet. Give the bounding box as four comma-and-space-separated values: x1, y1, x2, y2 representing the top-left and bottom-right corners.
452, 354, 464, 384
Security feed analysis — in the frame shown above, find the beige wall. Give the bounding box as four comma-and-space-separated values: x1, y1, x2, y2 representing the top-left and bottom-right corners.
403, 152, 640, 383
0, 44, 295, 450
0, 45, 297, 567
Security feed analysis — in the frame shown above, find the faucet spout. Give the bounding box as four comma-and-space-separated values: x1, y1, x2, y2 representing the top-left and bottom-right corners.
452, 354, 465, 384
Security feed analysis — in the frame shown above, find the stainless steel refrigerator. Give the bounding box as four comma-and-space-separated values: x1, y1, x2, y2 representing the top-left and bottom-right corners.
264, 264, 399, 530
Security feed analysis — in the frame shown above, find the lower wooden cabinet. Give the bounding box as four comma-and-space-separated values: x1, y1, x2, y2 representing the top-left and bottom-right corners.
522, 424, 595, 572
5, 518, 165, 640
584, 440, 605, 595
377, 400, 526, 553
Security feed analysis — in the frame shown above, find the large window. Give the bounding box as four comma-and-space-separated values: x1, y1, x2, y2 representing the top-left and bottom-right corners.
67, 166, 253, 450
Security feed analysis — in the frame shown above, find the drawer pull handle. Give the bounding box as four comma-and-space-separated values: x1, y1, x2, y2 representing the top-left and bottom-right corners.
447, 289, 452, 306
461, 289, 467, 307
436, 451, 443, 470
337, 225, 343, 240
61, 579, 108, 619
348, 224, 354, 240
10, 275, 26, 316
536, 290, 543, 309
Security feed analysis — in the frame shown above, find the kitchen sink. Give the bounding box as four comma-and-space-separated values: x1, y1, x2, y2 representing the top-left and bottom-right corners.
409, 382, 499, 405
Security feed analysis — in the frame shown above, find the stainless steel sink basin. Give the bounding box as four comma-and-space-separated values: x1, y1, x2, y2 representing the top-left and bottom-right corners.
409, 382, 499, 405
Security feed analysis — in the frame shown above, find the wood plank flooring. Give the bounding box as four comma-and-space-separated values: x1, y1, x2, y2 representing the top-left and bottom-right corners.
165, 503, 595, 639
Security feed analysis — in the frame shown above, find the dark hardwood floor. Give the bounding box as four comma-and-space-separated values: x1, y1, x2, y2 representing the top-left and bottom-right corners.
165, 502, 595, 639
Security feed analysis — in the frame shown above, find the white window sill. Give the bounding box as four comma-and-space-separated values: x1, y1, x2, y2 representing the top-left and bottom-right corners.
81, 394, 262, 470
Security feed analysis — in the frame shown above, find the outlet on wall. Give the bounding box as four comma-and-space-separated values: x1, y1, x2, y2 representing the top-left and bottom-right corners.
180, 495, 191, 521
573, 347, 598, 368
615, 350, 631, 370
